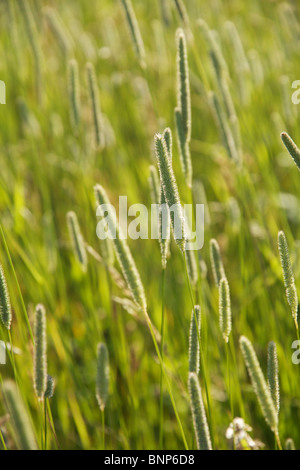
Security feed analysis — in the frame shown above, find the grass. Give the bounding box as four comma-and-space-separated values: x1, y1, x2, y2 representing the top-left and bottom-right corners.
0, 0, 300, 450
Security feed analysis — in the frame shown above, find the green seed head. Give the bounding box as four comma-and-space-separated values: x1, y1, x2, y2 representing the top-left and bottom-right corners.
154, 132, 186, 251
160, 0, 171, 26
224, 21, 250, 74
185, 245, 198, 287
188, 372, 212, 450
18, 0, 43, 104
67, 211, 88, 272
163, 127, 173, 159
219, 277, 232, 343
209, 238, 226, 287
96, 343, 110, 411
159, 197, 171, 270
278, 230, 298, 324
193, 180, 211, 227
239, 336, 278, 432
100, 237, 115, 269
173, 0, 189, 27
149, 164, 171, 269
188, 306, 201, 374
285, 438, 296, 450
198, 18, 228, 76
34, 304, 47, 399
44, 7, 73, 57
120, 0, 146, 68
281, 132, 300, 172
175, 28, 193, 188
44, 375, 55, 399
0, 264, 12, 330
68, 59, 80, 131
86, 62, 105, 150
176, 28, 191, 142
159, 129, 173, 269
267, 341, 280, 415
209, 91, 240, 163
94, 184, 147, 312
149, 165, 160, 206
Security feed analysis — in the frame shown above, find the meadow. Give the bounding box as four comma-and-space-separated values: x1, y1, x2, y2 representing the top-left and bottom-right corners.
0, 0, 300, 450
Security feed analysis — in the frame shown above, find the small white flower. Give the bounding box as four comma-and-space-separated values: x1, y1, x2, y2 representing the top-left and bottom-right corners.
226, 417, 264, 450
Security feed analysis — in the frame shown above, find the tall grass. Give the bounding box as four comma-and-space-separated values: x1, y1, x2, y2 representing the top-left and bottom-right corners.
0, 0, 300, 451
2, 381, 37, 450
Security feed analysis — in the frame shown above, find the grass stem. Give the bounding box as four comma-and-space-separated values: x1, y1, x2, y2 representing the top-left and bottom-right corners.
182, 250, 214, 448
159, 266, 166, 449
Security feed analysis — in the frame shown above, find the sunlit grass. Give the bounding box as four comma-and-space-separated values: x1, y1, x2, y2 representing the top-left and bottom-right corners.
0, 0, 300, 450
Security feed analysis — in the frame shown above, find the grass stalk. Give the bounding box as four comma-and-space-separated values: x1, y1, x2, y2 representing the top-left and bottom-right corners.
182, 250, 214, 448
0, 225, 34, 343
159, 266, 166, 449
44, 399, 48, 450
102, 409, 105, 450
143, 308, 189, 450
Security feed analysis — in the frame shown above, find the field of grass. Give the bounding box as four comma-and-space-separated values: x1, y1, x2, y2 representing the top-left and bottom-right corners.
0, 0, 300, 451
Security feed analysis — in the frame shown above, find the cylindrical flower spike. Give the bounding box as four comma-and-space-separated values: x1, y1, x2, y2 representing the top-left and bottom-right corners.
209, 238, 226, 287
185, 245, 198, 287
94, 184, 147, 312
149, 164, 171, 268
44, 7, 73, 57
149, 165, 160, 206
96, 343, 110, 412
281, 132, 300, 172
0, 264, 12, 330
198, 18, 228, 77
163, 127, 173, 158
44, 375, 55, 399
159, 129, 172, 269
239, 336, 278, 433
68, 59, 80, 132
176, 29, 191, 142
175, 28, 192, 188
267, 341, 280, 415
67, 211, 88, 272
209, 91, 239, 163
189, 306, 201, 374
278, 230, 298, 326
285, 438, 296, 450
154, 132, 186, 252
18, 0, 42, 104
173, 0, 189, 27
86, 62, 105, 150
34, 304, 47, 400
120, 0, 146, 69
188, 372, 212, 450
219, 277, 232, 343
